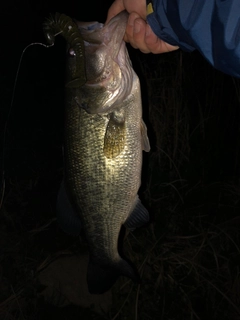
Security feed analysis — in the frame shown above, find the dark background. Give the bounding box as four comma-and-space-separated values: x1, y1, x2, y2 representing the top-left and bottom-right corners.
1, 1, 240, 319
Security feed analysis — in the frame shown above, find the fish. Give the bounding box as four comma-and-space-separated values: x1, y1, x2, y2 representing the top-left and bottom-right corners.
48, 11, 150, 294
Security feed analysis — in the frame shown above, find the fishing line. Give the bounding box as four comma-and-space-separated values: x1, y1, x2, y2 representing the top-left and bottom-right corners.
0, 40, 57, 210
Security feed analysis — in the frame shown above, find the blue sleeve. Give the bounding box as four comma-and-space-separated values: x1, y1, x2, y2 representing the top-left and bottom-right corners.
146, 0, 240, 78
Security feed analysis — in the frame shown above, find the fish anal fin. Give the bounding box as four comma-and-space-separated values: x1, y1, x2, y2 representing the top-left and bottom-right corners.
124, 197, 149, 231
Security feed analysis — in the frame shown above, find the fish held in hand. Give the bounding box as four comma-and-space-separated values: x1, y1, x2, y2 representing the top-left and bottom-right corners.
49, 11, 150, 294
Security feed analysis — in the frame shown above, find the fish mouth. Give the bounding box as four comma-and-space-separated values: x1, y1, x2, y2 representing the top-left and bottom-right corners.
77, 10, 128, 68
75, 11, 133, 114
76, 10, 128, 46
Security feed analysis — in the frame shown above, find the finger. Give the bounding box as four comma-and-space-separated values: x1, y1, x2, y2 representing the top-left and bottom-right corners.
145, 24, 179, 53
105, 0, 124, 24
133, 19, 151, 53
126, 14, 151, 53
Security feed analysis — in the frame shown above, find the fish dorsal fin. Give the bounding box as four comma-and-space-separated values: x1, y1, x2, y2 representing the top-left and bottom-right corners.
56, 180, 82, 236
124, 197, 149, 231
141, 119, 150, 152
104, 110, 125, 158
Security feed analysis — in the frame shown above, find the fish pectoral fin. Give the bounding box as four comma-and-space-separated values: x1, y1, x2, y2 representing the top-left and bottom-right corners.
56, 180, 82, 236
124, 197, 150, 231
103, 112, 126, 159
141, 119, 150, 152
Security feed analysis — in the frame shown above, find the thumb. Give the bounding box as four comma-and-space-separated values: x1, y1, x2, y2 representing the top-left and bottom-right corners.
105, 0, 125, 24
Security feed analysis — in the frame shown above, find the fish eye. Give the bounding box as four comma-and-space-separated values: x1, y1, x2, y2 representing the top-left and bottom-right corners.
68, 48, 76, 57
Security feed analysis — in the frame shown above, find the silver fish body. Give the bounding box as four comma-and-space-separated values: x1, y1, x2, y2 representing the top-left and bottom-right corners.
58, 11, 150, 294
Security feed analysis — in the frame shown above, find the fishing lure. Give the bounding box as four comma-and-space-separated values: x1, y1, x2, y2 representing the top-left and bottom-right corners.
43, 12, 86, 88
0, 13, 86, 210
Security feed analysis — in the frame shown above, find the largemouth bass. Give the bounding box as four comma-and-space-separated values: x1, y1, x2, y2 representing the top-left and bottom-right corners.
47, 11, 150, 294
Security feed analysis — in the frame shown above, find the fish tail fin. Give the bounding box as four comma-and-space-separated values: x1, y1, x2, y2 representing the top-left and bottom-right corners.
87, 257, 140, 294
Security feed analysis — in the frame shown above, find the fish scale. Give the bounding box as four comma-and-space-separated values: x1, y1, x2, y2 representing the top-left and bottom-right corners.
52, 11, 150, 294
65, 80, 142, 241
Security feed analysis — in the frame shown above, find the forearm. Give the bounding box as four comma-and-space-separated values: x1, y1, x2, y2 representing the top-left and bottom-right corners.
147, 0, 240, 78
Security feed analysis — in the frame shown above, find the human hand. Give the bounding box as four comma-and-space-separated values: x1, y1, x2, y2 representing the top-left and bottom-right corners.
106, 0, 179, 54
